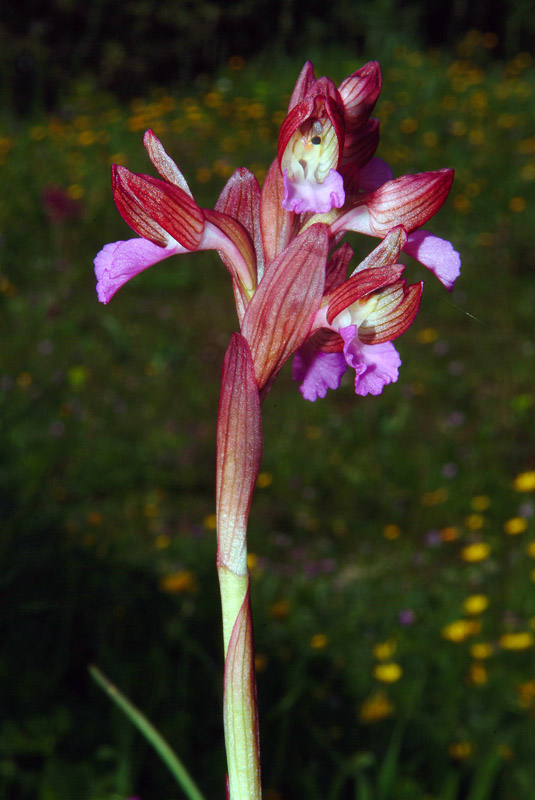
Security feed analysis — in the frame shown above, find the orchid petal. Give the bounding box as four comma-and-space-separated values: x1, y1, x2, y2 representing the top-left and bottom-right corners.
340, 327, 401, 396
292, 342, 347, 401
404, 229, 461, 290
358, 280, 423, 344
112, 165, 205, 249
94, 237, 184, 304
338, 61, 382, 130
143, 129, 194, 197
282, 168, 345, 214
350, 226, 407, 276
324, 242, 353, 294
366, 168, 454, 235
216, 167, 264, 279
288, 61, 317, 110
260, 158, 294, 265
327, 265, 406, 325
341, 118, 380, 167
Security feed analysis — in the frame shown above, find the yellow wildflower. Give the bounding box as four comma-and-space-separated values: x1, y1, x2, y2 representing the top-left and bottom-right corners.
256, 472, 273, 488
440, 526, 460, 541
499, 632, 534, 651
254, 654, 268, 673
516, 679, 535, 709
460, 542, 490, 562
159, 570, 197, 594
359, 692, 395, 723
471, 495, 490, 511
247, 553, 258, 570
373, 639, 397, 661
203, 513, 217, 530
449, 741, 473, 760
373, 662, 402, 683
470, 642, 493, 659
514, 471, 535, 492
465, 513, 484, 530
463, 594, 489, 615
269, 600, 290, 619
383, 524, 401, 540
310, 633, 328, 650
467, 662, 488, 686
504, 517, 528, 535
442, 619, 481, 642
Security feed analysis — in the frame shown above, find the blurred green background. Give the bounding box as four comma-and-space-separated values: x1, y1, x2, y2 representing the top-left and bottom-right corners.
1, 2, 534, 799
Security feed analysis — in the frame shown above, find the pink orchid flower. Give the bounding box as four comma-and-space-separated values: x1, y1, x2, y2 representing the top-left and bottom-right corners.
95, 63, 460, 403
277, 61, 460, 289
293, 227, 422, 400
278, 60, 382, 214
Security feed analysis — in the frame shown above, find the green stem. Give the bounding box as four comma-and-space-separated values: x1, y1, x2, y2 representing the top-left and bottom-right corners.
89, 664, 206, 800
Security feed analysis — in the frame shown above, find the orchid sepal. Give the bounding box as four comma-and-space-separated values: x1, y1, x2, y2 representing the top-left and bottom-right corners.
112, 164, 205, 250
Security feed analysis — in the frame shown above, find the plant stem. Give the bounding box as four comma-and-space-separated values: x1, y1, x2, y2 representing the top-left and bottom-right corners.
216, 334, 264, 799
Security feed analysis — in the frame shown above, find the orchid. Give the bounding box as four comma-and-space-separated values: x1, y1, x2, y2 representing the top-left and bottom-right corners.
93, 59, 461, 800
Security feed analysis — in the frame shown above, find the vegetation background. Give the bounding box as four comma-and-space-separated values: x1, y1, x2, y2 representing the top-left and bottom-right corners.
1, 2, 534, 799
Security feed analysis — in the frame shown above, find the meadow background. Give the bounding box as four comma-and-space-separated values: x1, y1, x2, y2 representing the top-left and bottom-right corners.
1, 2, 534, 799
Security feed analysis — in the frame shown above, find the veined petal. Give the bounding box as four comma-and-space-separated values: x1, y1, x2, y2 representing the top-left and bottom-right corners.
403, 230, 461, 290
112, 165, 205, 250
216, 167, 264, 280
143, 129, 194, 196
350, 226, 407, 276
288, 61, 317, 110
325, 243, 353, 294
341, 118, 380, 167
358, 280, 423, 344
292, 341, 347, 401
241, 223, 328, 395
338, 61, 382, 130
327, 265, 406, 325
204, 209, 257, 294
340, 329, 401, 396
365, 168, 454, 235
94, 237, 184, 304
260, 158, 295, 265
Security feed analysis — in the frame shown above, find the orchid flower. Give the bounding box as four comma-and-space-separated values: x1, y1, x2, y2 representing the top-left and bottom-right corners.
95, 130, 257, 321
276, 61, 461, 289
278, 60, 382, 214
94, 58, 462, 800
293, 227, 422, 400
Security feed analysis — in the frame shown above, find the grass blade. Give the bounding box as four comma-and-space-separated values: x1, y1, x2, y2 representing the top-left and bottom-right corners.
89, 664, 205, 800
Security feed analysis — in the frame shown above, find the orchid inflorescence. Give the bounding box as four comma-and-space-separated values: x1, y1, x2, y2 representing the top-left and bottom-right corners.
94, 60, 460, 800
95, 60, 460, 402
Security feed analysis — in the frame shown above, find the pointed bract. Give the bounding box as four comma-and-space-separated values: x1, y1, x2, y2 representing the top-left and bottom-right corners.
259, 159, 295, 264
216, 168, 264, 280
216, 334, 262, 575
242, 224, 328, 393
